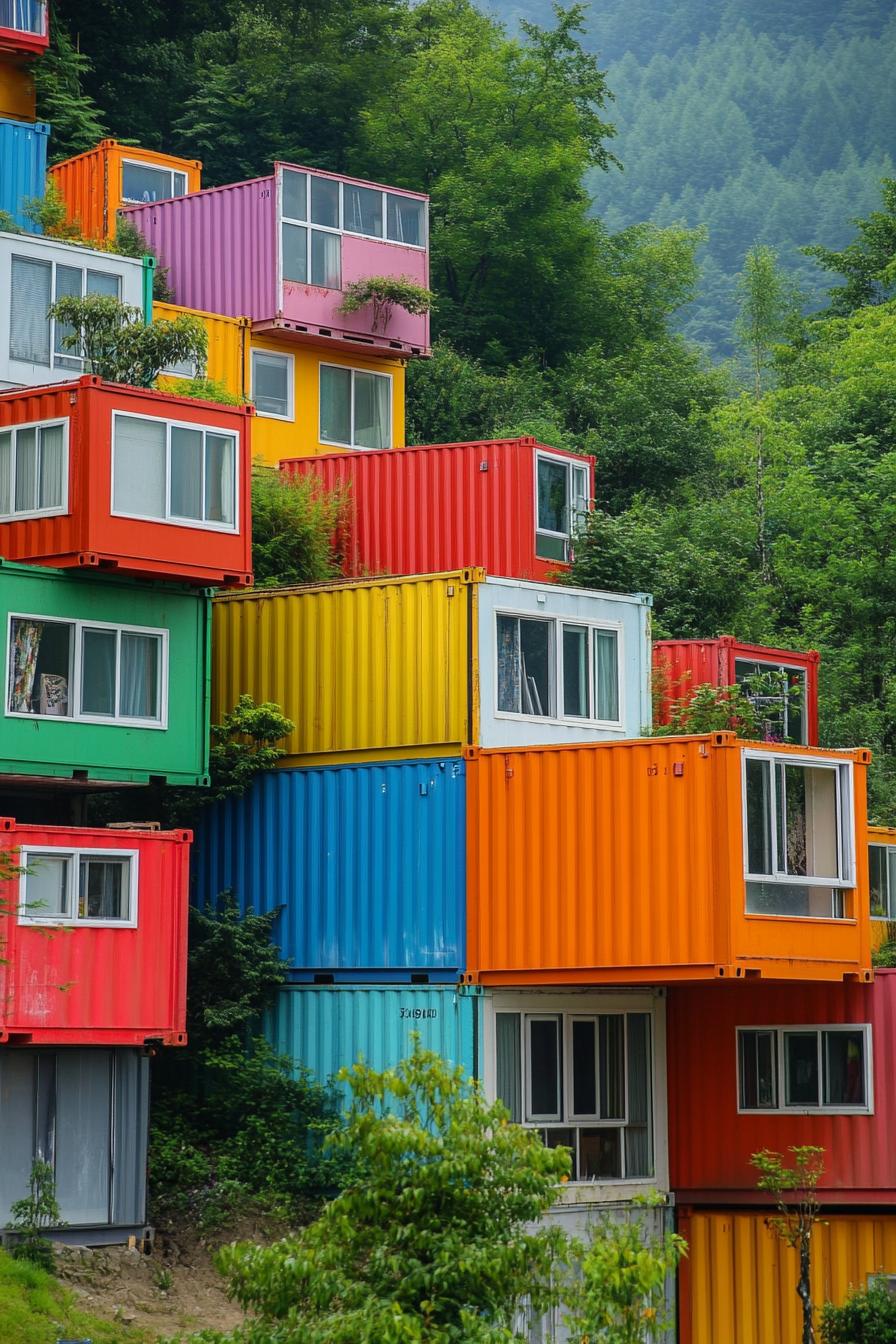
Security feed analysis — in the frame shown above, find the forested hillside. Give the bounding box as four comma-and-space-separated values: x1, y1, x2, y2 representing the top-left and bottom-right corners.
488, 0, 896, 352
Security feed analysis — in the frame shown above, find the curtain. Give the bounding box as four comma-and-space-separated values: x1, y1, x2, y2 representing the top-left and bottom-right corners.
53, 263, 83, 369
495, 1014, 522, 1123
624, 1013, 653, 1178
119, 632, 159, 719
10, 256, 51, 366
320, 366, 352, 445
310, 229, 341, 289
8, 618, 42, 713
38, 424, 64, 509
496, 615, 521, 713
113, 415, 166, 518
353, 371, 389, 449
0, 431, 9, 515
79, 858, 126, 920
170, 426, 202, 520
204, 434, 235, 525
387, 195, 424, 247
595, 629, 619, 721
13, 427, 36, 512
80, 628, 116, 716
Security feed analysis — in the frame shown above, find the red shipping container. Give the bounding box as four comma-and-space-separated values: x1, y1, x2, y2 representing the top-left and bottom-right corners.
653, 636, 820, 745
280, 437, 595, 582
0, 377, 253, 587
667, 973, 896, 1202
0, 818, 190, 1046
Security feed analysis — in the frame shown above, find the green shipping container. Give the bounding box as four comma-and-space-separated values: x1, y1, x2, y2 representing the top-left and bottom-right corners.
1, 560, 210, 786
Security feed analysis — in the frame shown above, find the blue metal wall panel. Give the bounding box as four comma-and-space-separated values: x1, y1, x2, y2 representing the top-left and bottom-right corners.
0, 118, 49, 231
266, 984, 482, 1108
193, 758, 466, 974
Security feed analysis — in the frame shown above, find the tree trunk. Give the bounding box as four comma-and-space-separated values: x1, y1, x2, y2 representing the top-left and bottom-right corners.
798, 1235, 814, 1344
755, 421, 771, 585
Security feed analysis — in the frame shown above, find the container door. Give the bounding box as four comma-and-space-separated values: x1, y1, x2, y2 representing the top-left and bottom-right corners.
54, 1050, 113, 1225
0, 1052, 36, 1223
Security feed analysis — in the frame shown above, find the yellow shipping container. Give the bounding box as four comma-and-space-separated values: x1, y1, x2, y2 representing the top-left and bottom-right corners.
0, 63, 35, 122
153, 301, 249, 404
212, 571, 479, 766
681, 1209, 896, 1344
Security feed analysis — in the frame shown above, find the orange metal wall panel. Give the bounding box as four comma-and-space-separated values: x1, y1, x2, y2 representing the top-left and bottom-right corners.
50, 140, 201, 242
0, 819, 190, 1046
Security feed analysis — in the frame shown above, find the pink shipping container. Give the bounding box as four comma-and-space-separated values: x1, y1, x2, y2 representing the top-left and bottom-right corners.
653, 636, 820, 746
668, 973, 896, 1202
122, 164, 430, 358
281, 437, 595, 581
0, 818, 190, 1046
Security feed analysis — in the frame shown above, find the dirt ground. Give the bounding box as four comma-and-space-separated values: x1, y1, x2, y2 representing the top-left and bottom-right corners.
53, 1215, 284, 1340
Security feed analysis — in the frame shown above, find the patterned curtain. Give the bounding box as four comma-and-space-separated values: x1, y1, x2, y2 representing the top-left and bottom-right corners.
8, 619, 42, 713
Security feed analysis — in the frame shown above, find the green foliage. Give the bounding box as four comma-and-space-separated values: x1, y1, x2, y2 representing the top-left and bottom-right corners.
8, 1161, 64, 1273
207, 695, 296, 804
250, 469, 344, 589
113, 218, 175, 301
23, 180, 81, 240
339, 276, 434, 333
565, 1197, 686, 1343
752, 1147, 825, 1344
47, 294, 208, 387
0, 1248, 153, 1344
805, 179, 896, 315
651, 682, 763, 738
35, 17, 107, 162
821, 1281, 896, 1342
172, 375, 245, 405
196, 1044, 571, 1343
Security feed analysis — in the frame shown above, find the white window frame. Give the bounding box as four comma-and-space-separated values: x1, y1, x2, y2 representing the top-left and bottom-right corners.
17, 846, 139, 929
278, 166, 428, 254
870, 842, 896, 920
250, 348, 295, 422
741, 749, 855, 895
736, 1024, 873, 1116
0, 417, 69, 521
9, 253, 123, 373
110, 410, 239, 534
734, 657, 809, 745
5, 612, 169, 729
534, 451, 591, 564
120, 158, 188, 206
318, 362, 393, 451
1, 0, 47, 36
493, 609, 624, 728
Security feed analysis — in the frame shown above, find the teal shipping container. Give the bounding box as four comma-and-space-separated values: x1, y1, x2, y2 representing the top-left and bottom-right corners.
0, 117, 48, 231
266, 985, 482, 1108
1, 560, 210, 786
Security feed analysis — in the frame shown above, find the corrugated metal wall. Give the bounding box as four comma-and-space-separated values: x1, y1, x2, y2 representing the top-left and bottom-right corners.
266, 985, 481, 1107
194, 760, 466, 976
154, 301, 249, 401
0, 117, 48, 231
680, 1208, 896, 1344
49, 140, 201, 242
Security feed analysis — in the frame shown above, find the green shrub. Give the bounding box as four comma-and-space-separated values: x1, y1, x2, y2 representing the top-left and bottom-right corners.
250, 469, 344, 587
821, 1282, 896, 1342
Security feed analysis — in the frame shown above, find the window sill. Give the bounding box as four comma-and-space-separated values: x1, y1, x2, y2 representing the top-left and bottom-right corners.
0, 507, 69, 524
737, 1106, 872, 1117
742, 911, 856, 925
111, 508, 238, 535
552, 1179, 663, 1207
17, 917, 138, 930
494, 709, 624, 731
6, 710, 167, 731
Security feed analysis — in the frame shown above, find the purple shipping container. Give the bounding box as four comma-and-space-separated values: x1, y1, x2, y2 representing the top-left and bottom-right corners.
122, 164, 430, 358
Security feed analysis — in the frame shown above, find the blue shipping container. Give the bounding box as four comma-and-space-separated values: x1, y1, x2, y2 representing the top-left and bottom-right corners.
266, 984, 482, 1108
193, 758, 466, 977
0, 118, 49, 231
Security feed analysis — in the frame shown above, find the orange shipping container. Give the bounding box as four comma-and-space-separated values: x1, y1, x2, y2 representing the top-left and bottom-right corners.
464, 734, 872, 986
49, 140, 201, 243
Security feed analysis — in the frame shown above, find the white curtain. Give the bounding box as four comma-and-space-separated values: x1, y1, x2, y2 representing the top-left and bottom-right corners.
53, 264, 83, 369
38, 424, 65, 510
353, 370, 389, 449
119, 631, 159, 719
0, 432, 10, 515
595, 629, 619, 721
10, 256, 51, 366
113, 415, 166, 518
624, 1013, 653, 1178
13, 427, 36, 512
204, 433, 235, 525
495, 1014, 522, 1123
310, 229, 341, 289
80, 628, 116, 716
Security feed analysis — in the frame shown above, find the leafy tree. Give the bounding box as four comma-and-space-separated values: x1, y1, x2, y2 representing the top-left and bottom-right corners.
821, 1281, 896, 1342
8, 1161, 64, 1273
206, 695, 296, 803
47, 295, 207, 387
198, 1044, 572, 1343
35, 15, 107, 162
752, 1146, 826, 1344
805, 178, 896, 314
250, 469, 344, 588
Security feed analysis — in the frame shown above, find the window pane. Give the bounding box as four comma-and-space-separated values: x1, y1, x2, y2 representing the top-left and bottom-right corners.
119, 632, 160, 720
528, 1018, 561, 1119
320, 365, 352, 445
496, 1013, 522, 1123
599, 1015, 625, 1119
53, 264, 82, 365
823, 1030, 866, 1106
746, 880, 842, 917
282, 169, 307, 221
889, 849, 896, 920
23, 854, 68, 917
787, 671, 807, 744
310, 175, 339, 228
579, 1127, 622, 1180
626, 1014, 653, 1177
518, 618, 552, 717
571, 463, 589, 518
86, 270, 120, 299
353, 371, 390, 450
205, 433, 235, 525
310, 229, 341, 289
79, 858, 129, 921
9, 617, 72, 716
13, 426, 37, 512
745, 757, 773, 875
252, 351, 290, 417
798, 766, 839, 880
344, 184, 383, 237
121, 161, 175, 204
38, 424, 64, 509
80, 628, 116, 717
10, 256, 51, 365
281, 222, 308, 283
739, 1030, 777, 1109
386, 193, 424, 246
785, 1032, 819, 1106
870, 845, 888, 916
113, 415, 166, 517
170, 426, 202, 519
572, 1019, 597, 1116
173, 172, 187, 197
0, 431, 9, 514
542, 1129, 576, 1181
563, 626, 589, 718
595, 630, 619, 721
496, 615, 521, 714
537, 457, 568, 533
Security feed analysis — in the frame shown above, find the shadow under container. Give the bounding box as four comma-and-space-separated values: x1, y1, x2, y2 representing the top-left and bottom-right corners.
0, 116, 47, 229
463, 734, 872, 987
193, 758, 466, 982
122, 162, 430, 358
653, 635, 819, 746
0, 818, 189, 1045
281, 436, 595, 581
0, 1046, 149, 1245
211, 571, 653, 766
49, 139, 201, 243
0, 377, 253, 587
0, 560, 210, 786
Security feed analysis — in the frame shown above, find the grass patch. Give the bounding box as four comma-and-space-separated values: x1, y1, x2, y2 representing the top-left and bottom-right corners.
0, 1248, 155, 1343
